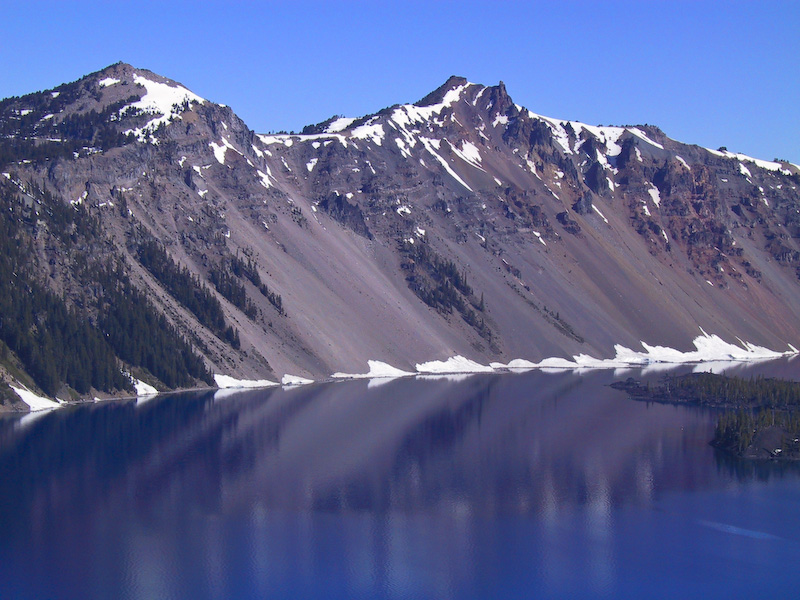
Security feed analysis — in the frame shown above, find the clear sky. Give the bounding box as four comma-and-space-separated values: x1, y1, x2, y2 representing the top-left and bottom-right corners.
2, 0, 798, 163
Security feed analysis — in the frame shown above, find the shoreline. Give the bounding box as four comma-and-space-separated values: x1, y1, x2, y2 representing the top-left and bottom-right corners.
3, 335, 797, 414
611, 372, 800, 461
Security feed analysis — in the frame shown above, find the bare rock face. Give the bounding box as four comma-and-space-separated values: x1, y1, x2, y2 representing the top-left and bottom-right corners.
1, 63, 799, 394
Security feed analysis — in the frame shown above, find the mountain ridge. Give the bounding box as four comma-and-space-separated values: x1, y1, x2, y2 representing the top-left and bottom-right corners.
0, 63, 798, 408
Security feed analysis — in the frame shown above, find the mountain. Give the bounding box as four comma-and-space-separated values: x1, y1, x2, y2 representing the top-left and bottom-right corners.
1, 63, 798, 407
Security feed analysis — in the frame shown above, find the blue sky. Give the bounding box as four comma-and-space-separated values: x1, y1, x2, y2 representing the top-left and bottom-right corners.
3, 1, 798, 163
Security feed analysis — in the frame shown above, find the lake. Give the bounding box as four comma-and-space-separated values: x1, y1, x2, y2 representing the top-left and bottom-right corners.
1, 359, 799, 599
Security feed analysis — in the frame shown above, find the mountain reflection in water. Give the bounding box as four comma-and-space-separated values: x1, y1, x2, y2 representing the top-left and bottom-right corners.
1, 361, 799, 599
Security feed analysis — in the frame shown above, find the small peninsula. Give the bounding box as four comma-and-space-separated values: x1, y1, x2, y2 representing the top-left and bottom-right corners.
611, 372, 800, 460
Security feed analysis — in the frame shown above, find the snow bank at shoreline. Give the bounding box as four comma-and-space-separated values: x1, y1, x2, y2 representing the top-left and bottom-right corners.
213, 374, 279, 389
332, 360, 414, 380
10, 386, 62, 412
417, 355, 495, 374
282, 374, 315, 386
7, 331, 796, 409
133, 379, 158, 396
335, 332, 796, 382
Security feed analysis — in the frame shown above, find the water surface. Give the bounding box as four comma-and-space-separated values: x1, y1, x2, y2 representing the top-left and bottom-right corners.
1, 360, 799, 598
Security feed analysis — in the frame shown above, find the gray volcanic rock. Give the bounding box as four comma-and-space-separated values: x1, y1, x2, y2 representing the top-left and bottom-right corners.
1, 63, 799, 392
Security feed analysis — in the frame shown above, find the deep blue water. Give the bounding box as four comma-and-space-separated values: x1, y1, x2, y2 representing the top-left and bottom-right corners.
1, 360, 799, 599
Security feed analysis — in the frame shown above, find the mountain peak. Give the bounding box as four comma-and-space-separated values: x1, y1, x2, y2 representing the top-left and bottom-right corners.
415, 75, 470, 107
483, 79, 514, 116
87, 62, 138, 83
72, 63, 199, 102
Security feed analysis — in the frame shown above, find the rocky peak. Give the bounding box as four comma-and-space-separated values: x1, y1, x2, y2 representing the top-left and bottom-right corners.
482, 80, 514, 116
415, 75, 470, 107
88, 62, 191, 94
91, 61, 137, 81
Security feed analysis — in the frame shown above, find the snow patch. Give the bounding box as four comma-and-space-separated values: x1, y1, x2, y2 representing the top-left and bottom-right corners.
208, 137, 242, 166
11, 385, 61, 412
325, 117, 357, 133
415, 356, 494, 374
98, 77, 120, 87
489, 359, 537, 370
592, 204, 609, 224
332, 360, 414, 379
707, 148, 794, 176
492, 114, 509, 128
257, 135, 296, 147
214, 374, 278, 389
491, 331, 796, 372
133, 379, 158, 396
628, 128, 664, 150
71, 190, 88, 206
327, 334, 794, 381
647, 185, 661, 207
282, 374, 314, 386
739, 162, 752, 178
419, 137, 473, 192
257, 169, 272, 189
395, 137, 414, 159
635, 331, 793, 364
351, 122, 385, 146
527, 111, 667, 159
451, 140, 484, 171
122, 73, 205, 141
389, 83, 468, 130
306, 157, 318, 172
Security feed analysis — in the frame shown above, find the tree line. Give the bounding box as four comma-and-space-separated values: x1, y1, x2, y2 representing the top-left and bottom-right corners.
0, 185, 129, 395
135, 238, 241, 348
661, 372, 800, 408
0, 91, 136, 168
402, 240, 491, 341
713, 409, 800, 456
0, 181, 213, 397
227, 252, 284, 315
96, 260, 213, 388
